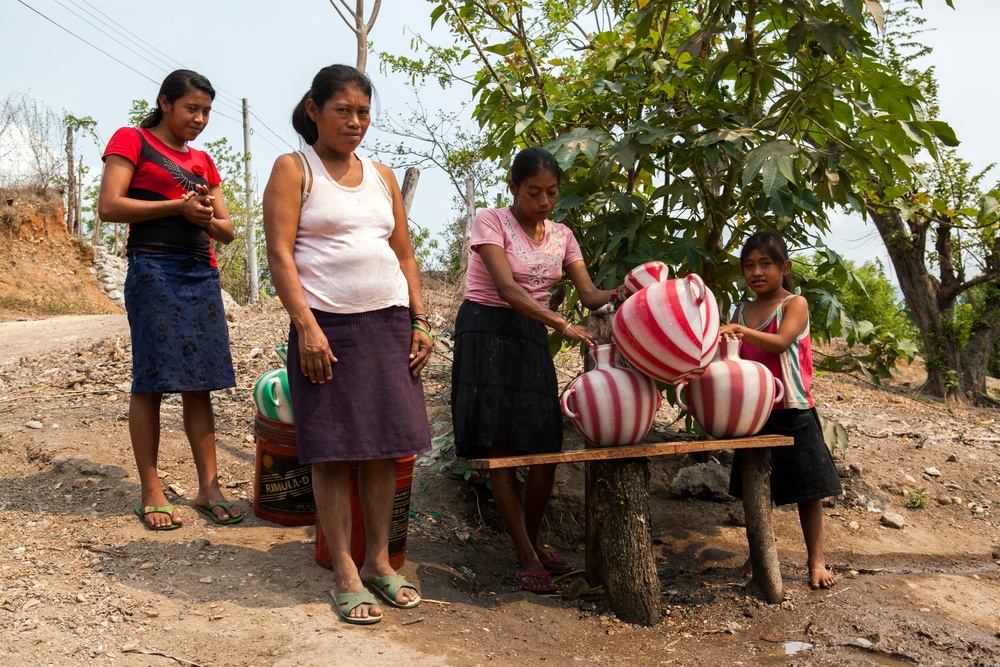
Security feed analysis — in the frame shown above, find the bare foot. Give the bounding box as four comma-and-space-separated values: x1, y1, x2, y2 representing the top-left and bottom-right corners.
736, 557, 752, 580
809, 562, 836, 589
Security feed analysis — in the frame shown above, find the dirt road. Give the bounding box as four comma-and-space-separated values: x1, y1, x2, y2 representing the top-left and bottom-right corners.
0, 314, 128, 363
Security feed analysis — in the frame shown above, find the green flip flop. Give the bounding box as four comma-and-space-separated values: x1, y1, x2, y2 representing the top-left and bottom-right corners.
332, 589, 382, 625
193, 500, 244, 525
364, 575, 421, 609
134, 503, 181, 531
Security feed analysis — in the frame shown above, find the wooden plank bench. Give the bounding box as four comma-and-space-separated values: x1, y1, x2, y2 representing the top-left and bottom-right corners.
468, 434, 793, 624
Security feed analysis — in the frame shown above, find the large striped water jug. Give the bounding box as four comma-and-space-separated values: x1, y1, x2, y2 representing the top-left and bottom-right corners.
560, 343, 661, 447
676, 337, 784, 438
612, 273, 720, 384
622, 260, 670, 298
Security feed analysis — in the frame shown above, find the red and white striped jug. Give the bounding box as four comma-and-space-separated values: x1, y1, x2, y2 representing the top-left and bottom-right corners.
560, 343, 661, 447
622, 260, 670, 297
612, 273, 721, 383
675, 337, 784, 438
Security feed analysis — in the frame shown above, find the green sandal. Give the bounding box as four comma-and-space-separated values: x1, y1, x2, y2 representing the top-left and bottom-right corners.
193, 500, 244, 525
364, 575, 421, 609
134, 503, 181, 531
332, 589, 382, 625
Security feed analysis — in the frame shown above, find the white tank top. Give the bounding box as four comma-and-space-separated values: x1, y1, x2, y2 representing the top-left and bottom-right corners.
293, 146, 409, 314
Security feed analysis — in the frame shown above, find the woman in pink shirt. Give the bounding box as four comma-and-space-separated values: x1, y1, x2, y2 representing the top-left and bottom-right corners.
452, 147, 620, 593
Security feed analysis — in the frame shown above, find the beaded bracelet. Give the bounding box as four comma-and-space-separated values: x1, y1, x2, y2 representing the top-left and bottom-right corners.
411, 322, 434, 341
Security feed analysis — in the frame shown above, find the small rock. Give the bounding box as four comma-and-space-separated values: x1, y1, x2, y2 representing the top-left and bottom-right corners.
881, 512, 906, 529
848, 521, 860, 531
836, 463, 851, 478
924, 467, 941, 477
199, 576, 213, 584
936, 496, 953, 506
849, 462, 864, 475
25, 420, 43, 429
904, 474, 917, 484
946, 453, 958, 463
167, 483, 186, 497
250, 347, 263, 358
561, 577, 590, 602
727, 504, 746, 527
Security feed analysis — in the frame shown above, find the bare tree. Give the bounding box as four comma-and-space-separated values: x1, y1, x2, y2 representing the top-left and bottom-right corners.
328, 0, 382, 72
0, 93, 64, 191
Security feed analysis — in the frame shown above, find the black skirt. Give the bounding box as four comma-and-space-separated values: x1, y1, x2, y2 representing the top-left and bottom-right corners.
451, 300, 562, 459
729, 408, 843, 505
287, 306, 431, 463
124, 252, 235, 394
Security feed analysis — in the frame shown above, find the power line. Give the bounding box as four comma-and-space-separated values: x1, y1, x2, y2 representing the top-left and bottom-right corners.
16, 0, 160, 87
249, 111, 296, 151
70, 0, 246, 110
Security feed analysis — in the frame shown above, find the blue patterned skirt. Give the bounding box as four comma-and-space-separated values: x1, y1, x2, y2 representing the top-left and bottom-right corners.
124, 252, 236, 394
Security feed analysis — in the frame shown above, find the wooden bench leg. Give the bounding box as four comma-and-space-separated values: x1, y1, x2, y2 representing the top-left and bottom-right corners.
741, 447, 784, 603
590, 459, 662, 626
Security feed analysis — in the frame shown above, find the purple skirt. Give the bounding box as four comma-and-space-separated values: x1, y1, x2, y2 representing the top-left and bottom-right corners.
287, 306, 431, 463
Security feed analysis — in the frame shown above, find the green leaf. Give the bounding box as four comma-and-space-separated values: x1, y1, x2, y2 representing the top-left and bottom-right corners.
926, 120, 960, 147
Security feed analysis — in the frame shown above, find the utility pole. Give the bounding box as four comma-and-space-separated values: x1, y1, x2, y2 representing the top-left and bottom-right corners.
65, 125, 75, 234
76, 156, 84, 239
462, 176, 475, 272
243, 98, 259, 303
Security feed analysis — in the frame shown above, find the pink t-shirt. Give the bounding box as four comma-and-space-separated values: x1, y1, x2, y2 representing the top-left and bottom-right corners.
465, 206, 584, 308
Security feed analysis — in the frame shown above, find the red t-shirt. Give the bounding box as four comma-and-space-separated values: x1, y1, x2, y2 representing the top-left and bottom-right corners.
103, 127, 222, 265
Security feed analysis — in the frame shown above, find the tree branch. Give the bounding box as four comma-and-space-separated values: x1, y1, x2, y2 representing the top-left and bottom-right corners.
329, 0, 360, 36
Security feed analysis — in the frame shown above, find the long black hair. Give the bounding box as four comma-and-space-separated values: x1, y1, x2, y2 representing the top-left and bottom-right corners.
291, 65, 374, 145
741, 231, 796, 292
140, 69, 215, 129
510, 147, 561, 186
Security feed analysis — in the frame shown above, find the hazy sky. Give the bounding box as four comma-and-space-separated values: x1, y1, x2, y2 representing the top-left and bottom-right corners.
3, 0, 996, 272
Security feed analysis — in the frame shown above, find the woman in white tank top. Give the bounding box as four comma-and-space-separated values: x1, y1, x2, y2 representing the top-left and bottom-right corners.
263, 65, 432, 625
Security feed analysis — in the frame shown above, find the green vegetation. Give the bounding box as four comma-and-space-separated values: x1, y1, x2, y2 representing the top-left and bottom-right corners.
906, 487, 929, 510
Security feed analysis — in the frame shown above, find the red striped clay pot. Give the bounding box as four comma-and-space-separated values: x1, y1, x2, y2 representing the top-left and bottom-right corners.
561, 343, 661, 446
612, 273, 721, 384
622, 261, 670, 297
675, 337, 784, 438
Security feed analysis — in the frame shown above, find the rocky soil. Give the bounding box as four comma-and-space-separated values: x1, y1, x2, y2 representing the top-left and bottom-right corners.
1, 195, 999, 665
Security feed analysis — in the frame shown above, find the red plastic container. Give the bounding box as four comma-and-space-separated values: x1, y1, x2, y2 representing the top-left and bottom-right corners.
253, 413, 316, 526
315, 455, 415, 571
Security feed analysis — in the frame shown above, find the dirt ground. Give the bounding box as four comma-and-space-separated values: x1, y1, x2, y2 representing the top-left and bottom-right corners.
1, 273, 999, 667
0, 196, 998, 665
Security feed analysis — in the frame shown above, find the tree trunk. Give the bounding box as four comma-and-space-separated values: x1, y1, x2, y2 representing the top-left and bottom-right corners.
400, 167, 420, 215
867, 205, 999, 403
591, 459, 662, 626
741, 448, 783, 603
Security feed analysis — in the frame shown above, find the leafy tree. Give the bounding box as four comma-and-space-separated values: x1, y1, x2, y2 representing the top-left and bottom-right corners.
861, 0, 1000, 402
385, 0, 950, 380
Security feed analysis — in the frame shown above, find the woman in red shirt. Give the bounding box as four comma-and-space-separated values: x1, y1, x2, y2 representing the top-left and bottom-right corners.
98, 70, 242, 530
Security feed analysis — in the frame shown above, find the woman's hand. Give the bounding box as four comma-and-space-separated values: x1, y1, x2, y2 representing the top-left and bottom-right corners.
299, 322, 338, 383
179, 184, 215, 227
408, 327, 432, 376
563, 323, 600, 347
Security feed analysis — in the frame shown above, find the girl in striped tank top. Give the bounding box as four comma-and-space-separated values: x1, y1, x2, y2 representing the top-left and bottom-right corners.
720, 231, 843, 590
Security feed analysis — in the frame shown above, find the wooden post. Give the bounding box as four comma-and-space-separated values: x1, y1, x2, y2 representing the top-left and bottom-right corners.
592, 458, 661, 625
243, 98, 259, 303
741, 448, 783, 603
584, 460, 602, 587
401, 167, 420, 215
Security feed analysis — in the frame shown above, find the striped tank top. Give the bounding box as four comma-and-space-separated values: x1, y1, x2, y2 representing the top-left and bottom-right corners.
735, 295, 814, 409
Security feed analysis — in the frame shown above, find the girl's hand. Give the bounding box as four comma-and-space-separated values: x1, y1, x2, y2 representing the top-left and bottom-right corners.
719, 323, 744, 339
408, 328, 432, 376
299, 323, 338, 383
563, 323, 600, 347
179, 185, 215, 227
